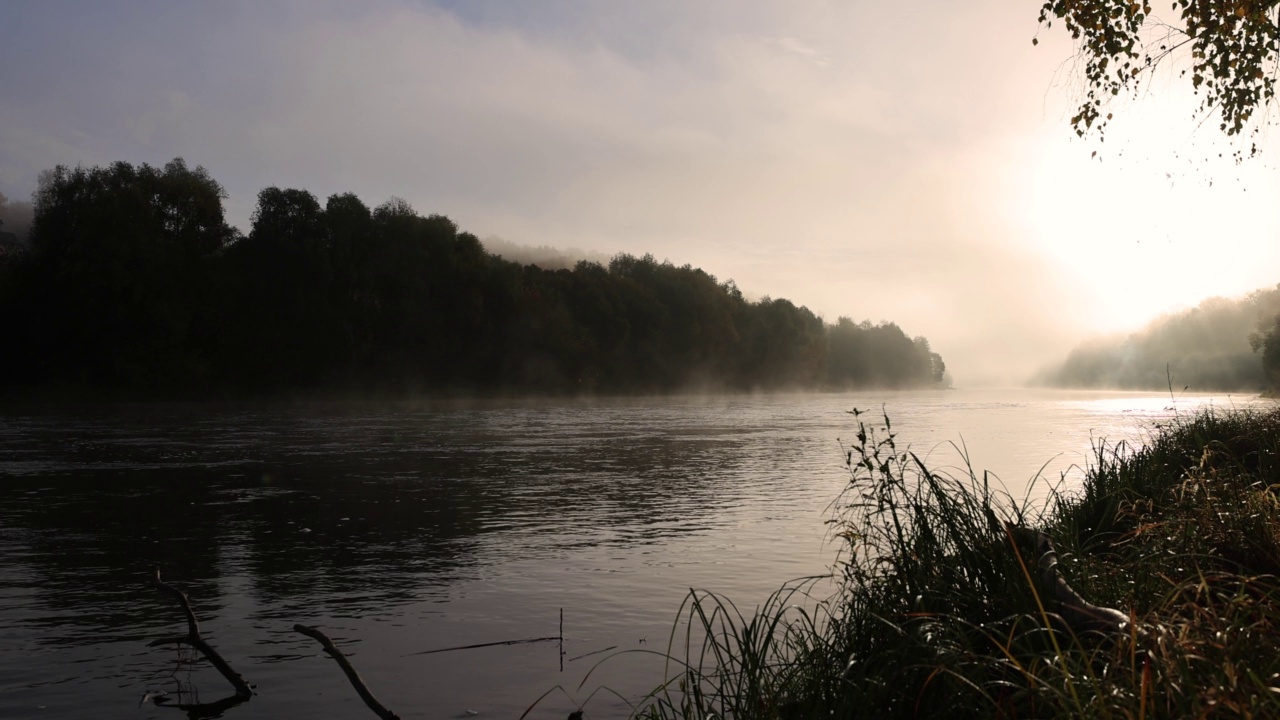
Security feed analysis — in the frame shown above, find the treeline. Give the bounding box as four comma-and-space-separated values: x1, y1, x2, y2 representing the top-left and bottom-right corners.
1035, 285, 1280, 392
0, 159, 946, 398
0, 191, 33, 254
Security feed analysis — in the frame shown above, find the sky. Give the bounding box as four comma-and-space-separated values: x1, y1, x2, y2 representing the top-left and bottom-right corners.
2, 0, 1279, 386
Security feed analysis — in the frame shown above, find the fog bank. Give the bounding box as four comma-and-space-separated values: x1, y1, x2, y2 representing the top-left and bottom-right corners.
1034, 285, 1280, 392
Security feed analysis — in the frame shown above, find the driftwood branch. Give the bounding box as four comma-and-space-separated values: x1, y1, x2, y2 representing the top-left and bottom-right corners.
294, 624, 401, 720
567, 645, 617, 662
404, 635, 560, 657
1006, 524, 1129, 636
150, 569, 255, 700
407, 608, 565, 659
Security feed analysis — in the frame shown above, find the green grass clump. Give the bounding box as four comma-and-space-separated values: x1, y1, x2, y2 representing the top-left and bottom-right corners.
634, 406, 1280, 719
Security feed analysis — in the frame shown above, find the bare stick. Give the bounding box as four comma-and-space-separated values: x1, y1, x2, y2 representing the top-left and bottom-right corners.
150, 569, 254, 699
294, 624, 401, 720
567, 645, 617, 662
403, 635, 560, 656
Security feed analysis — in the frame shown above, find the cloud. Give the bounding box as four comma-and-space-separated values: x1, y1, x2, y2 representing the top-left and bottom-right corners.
759, 36, 829, 67
1, 0, 1269, 386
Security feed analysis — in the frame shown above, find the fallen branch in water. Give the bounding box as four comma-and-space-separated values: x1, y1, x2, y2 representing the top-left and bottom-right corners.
294, 624, 401, 720
148, 569, 254, 700
567, 645, 617, 663
404, 635, 561, 656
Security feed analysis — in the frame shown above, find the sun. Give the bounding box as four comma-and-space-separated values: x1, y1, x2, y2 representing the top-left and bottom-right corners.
1012, 108, 1280, 335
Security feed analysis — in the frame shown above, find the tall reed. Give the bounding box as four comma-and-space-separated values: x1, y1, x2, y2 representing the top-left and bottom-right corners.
632, 406, 1280, 719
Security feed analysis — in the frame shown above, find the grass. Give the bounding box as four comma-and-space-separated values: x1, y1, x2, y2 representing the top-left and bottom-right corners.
627, 405, 1280, 719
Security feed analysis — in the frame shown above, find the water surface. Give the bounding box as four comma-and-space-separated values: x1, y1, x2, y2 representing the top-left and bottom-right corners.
0, 389, 1268, 718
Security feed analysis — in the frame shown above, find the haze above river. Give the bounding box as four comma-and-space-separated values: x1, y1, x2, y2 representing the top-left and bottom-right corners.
0, 389, 1271, 719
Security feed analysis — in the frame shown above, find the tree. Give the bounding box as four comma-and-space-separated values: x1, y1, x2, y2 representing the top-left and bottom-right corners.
218, 187, 339, 387
1038, 2, 1280, 391
1037, 1, 1280, 153
1250, 310, 1280, 389
18, 159, 233, 389
0, 158, 951, 397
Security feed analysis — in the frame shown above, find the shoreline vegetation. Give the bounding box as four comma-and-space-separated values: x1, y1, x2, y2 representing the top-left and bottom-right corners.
1036, 286, 1280, 393
0, 159, 946, 402
610, 405, 1280, 719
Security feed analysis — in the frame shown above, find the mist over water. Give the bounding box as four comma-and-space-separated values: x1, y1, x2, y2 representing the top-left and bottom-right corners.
1, 389, 1269, 718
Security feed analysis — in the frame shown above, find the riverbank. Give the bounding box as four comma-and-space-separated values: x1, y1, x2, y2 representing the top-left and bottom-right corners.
640, 406, 1280, 719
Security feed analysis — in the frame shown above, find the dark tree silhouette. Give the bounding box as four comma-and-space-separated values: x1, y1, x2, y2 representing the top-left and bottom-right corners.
1038, 0, 1280, 149
11, 159, 234, 390
0, 158, 947, 397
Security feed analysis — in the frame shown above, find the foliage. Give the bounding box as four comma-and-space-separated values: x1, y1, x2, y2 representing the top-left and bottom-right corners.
1037, 0, 1280, 153
1037, 3, 1280, 391
630, 406, 1280, 719
827, 318, 945, 388
1037, 284, 1280, 391
9, 159, 234, 389
1251, 310, 1280, 389
0, 159, 946, 397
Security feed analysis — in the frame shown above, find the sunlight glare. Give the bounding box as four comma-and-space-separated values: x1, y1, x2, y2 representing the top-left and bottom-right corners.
1014, 103, 1280, 334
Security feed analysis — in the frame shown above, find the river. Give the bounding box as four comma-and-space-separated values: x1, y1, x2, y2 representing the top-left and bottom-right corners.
0, 388, 1270, 719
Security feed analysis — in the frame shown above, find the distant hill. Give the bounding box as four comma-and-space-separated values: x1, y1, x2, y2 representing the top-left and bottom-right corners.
1034, 284, 1280, 392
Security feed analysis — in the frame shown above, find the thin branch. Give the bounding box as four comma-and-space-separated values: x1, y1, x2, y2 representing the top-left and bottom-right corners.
293, 624, 401, 720
403, 635, 560, 657
151, 570, 202, 637
150, 569, 254, 700
567, 645, 618, 663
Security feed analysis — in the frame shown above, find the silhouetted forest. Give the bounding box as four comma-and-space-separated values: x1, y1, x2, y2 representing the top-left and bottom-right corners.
1035, 285, 1280, 392
0, 191, 33, 255
0, 159, 946, 398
